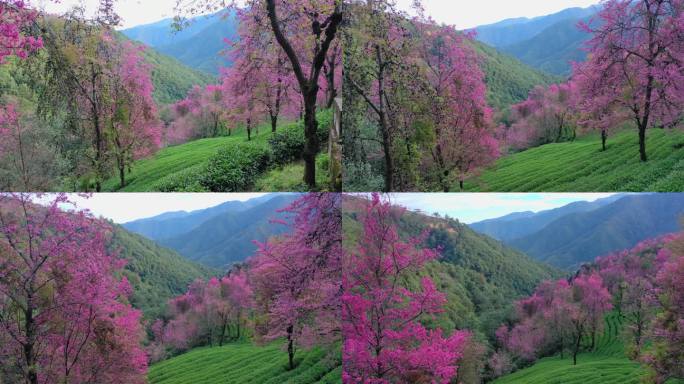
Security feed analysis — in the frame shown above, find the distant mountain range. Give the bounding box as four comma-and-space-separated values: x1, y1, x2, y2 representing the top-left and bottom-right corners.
470, 194, 684, 269
123, 194, 300, 269
122, 9, 238, 75
473, 5, 600, 75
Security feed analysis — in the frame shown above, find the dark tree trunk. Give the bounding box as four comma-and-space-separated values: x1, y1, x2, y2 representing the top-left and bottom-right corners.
247, 119, 252, 141
638, 73, 654, 162
380, 114, 393, 192
219, 321, 227, 346
271, 114, 278, 133
459, 180, 464, 190
573, 331, 582, 366
24, 296, 37, 384
119, 162, 125, 188
287, 325, 295, 370
638, 124, 647, 162
601, 129, 607, 151
264, 0, 342, 192
303, 94, 319, 190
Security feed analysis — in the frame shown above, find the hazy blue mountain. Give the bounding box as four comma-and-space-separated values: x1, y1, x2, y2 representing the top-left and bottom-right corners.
499, 16, 592, 75
472, 6, 598, 47
508, 194, 684, 269
124, 194, 300, 269
123, 194, 277, 241
470, 194, 625, 242
471, 5, 600, 75
121, 10, 238, 74
159, 194, 300, 269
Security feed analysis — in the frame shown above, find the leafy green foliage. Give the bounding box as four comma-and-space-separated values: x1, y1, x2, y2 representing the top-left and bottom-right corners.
465, 129, 684, 192
469, 40, 558, 110
147, 343, 340, 384
396, 211, 561, 339
108, 226, 217, 319
269, 112, 331, 166
202, 142, 272, 192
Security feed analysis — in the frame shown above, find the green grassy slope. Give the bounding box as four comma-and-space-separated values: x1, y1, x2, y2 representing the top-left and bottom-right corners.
492, 313, 681, 384
147, 343, 340, 384
103, 112, 331, 192
103, 132, 259, 192
109, 226, 218, 319
465, 129, 684, 192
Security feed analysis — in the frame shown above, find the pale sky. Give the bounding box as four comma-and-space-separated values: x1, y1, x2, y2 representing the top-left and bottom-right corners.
396, 0, 601, 29
36, 193, 269, 223
389, 193, 616, 224
39, 0, 602, 30
38, 0, 225, 29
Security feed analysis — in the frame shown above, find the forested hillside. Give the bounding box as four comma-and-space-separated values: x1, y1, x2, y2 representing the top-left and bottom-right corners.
343, 197, 560, 340
471, 40, 558, 109
109, 226, 218, 319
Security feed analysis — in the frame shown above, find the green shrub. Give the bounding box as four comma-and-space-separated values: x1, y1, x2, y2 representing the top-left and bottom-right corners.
201, 143, 272, 192
151, 165, 208, 192
269, 110, 332, 165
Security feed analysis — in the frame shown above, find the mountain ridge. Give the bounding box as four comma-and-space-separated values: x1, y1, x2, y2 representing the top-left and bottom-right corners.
124, 194, 301, 269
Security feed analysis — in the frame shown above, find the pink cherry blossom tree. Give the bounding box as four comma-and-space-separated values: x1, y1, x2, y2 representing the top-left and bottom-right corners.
0, 193, 146, 384
415, 23, 500, 191
508, 82, 579, 151
573, 0, 684, 162
644, 234, 684, 383
251, 193, 341, 370
107, 39, 162, 188
0, 1, 43, 63
342, 194, 470, 383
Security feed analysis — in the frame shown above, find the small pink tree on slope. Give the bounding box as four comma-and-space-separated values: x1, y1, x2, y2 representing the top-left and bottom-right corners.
573, 0, 684, 161
342, 194, 470, 383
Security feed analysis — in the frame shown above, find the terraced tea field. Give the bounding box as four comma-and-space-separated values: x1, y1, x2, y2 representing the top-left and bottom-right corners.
465, 129, 684, 192
147, 343, 341, 384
